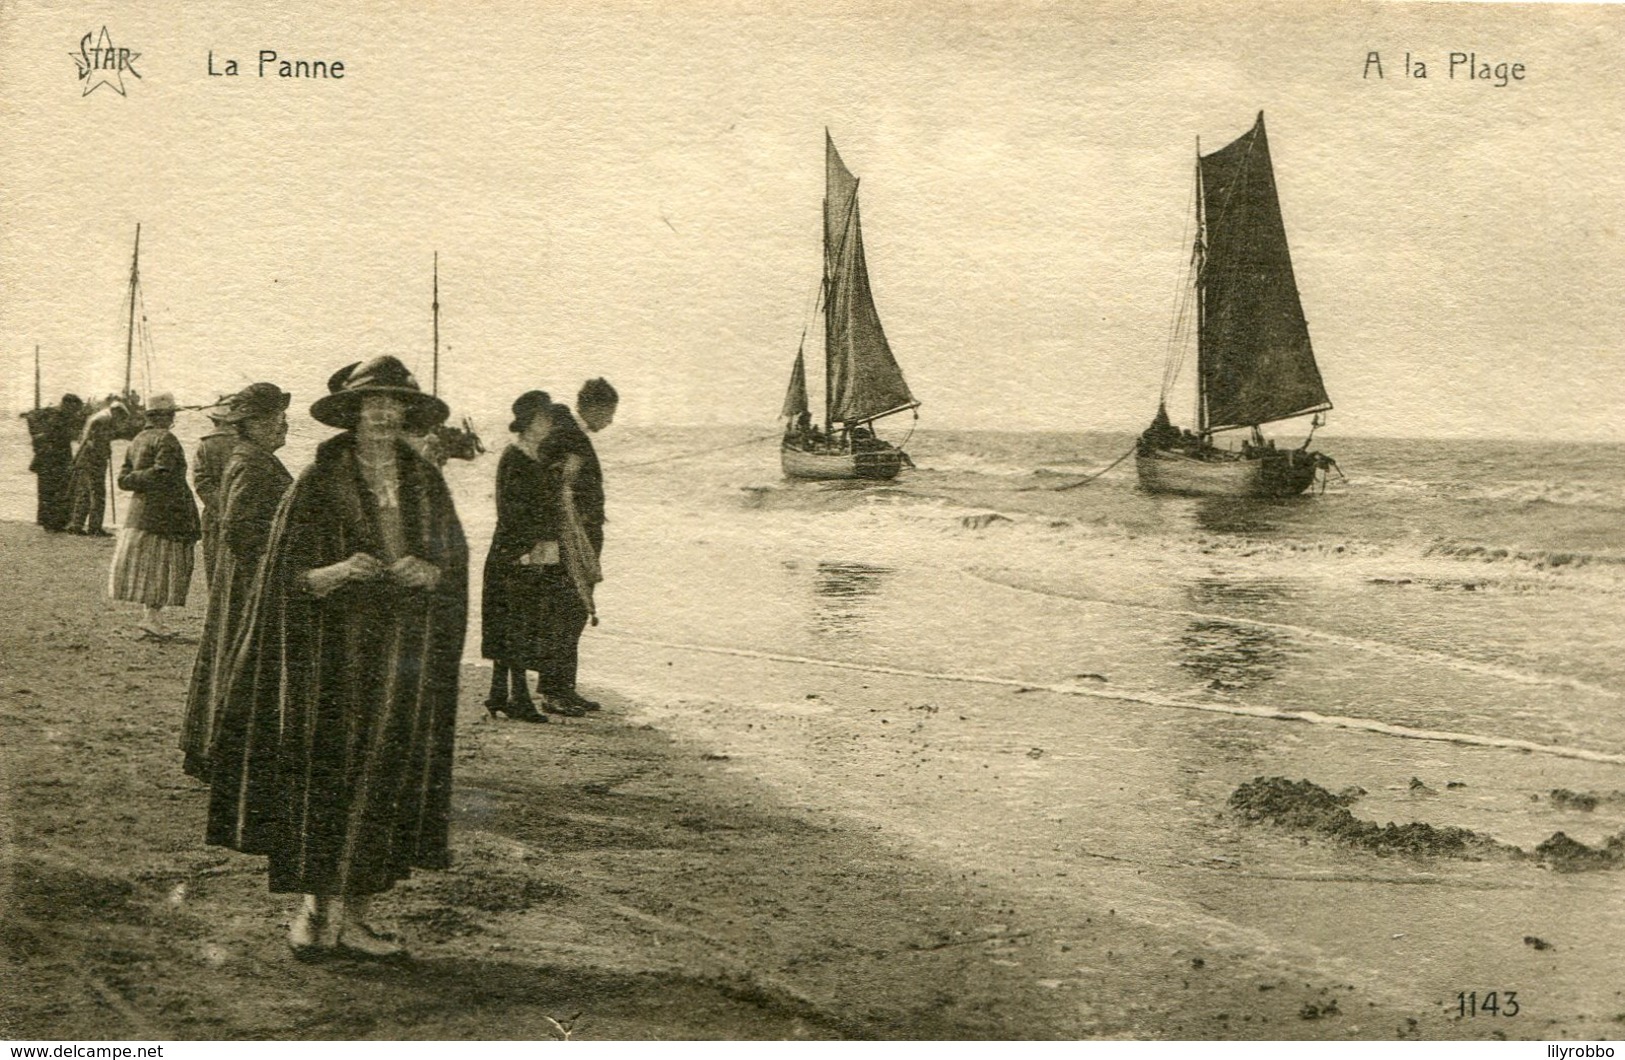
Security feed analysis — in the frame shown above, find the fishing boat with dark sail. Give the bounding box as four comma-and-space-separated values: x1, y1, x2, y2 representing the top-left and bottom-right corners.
780, 133, 919, 481
1137, 113, 1335, 498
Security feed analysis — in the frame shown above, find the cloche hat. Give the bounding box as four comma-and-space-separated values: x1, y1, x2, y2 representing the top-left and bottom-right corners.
508, 390, 553, 434
219, 382, 293, 423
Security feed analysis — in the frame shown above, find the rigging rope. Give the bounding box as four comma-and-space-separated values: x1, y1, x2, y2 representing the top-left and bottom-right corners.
607, 432, 781, 470
1020, 443, 1138, 492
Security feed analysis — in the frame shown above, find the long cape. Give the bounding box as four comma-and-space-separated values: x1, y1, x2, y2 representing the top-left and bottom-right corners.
205, 432, 468, 896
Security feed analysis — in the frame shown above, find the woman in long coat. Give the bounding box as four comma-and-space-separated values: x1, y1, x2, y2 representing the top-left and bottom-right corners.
180, 383, 292, 780
206, 356, 467, 959
193, 406, 241, 586
110, 393, 201, 637
479, 390, 561, 723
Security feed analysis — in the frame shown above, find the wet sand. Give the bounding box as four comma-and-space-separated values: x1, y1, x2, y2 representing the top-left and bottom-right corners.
1, 521, 1619, 1040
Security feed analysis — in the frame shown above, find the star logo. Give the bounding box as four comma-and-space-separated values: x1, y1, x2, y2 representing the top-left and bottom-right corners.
73, 27, 141, 97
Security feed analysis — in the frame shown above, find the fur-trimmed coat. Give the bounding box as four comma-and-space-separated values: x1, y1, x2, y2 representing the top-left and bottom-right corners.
205, 432, 468, 896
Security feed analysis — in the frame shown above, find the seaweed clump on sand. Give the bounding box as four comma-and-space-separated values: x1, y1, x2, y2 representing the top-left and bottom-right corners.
1229, 777, 1506, 859
1533, 831, 1625, 873
1549, 789, 1599, 812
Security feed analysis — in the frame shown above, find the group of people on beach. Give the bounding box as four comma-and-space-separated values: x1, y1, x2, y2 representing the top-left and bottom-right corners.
25, 358, 619, 959
23, 392, 140, 537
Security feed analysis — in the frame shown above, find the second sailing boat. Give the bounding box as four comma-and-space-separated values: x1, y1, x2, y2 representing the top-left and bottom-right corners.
780, 133, 920, 481
1137, 113, 1336, 498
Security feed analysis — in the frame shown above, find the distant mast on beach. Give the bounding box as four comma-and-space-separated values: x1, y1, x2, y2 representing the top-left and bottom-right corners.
107, 224, 148, 439
420, 252, 484, 464
1135, 113, 1338, 498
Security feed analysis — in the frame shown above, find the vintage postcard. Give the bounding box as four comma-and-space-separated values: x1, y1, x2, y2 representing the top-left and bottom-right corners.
3, 0, 1623, 1045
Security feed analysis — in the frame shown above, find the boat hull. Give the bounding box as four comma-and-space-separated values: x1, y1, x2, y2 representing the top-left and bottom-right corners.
1136, 447, 1319, 498
782, 441, 906, 481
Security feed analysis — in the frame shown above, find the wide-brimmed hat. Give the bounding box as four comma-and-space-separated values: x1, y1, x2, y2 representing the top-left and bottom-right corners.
310, 356, 448, 431
147, 392, 178, 415
508, 390, 553, 434
219, 382, 292, 423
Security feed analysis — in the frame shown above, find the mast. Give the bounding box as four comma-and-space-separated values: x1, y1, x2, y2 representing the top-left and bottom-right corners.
124, 223, 140, 402
431, 251, 440, 398
1194, 139, 1207, 437
34, 345, 41, 410
822, 197, 832, 433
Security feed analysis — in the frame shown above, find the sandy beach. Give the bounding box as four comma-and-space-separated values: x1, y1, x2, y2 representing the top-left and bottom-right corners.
3, 518, 1621, 1041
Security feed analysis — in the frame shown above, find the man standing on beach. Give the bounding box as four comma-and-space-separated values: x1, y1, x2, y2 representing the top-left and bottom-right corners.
65, 399, 125, 537
541, 378, 616, 713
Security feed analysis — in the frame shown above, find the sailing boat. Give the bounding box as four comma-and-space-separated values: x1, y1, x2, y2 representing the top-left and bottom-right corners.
419, 252, 484, 464
780, 132, 919, 481
1136, 113, 1335, 498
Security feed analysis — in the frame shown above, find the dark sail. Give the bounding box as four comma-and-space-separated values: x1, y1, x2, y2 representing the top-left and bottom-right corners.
781, 349, 809, 419
824, 133, 917, 426
1198, 113, 1330, 432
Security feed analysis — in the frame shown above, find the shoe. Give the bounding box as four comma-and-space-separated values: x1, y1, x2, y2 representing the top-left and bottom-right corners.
540, 693, 587, 718
484, 697, 509, 719
334, 920, 407, 960
87, 529, 112, 538
504, 699, 549, 724
560, 688, 601, 712
288, 907, 330, 962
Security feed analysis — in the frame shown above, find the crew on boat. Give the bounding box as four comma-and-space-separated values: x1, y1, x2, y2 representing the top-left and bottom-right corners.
785, 410, 813, 445
1138, 403, 1184, 455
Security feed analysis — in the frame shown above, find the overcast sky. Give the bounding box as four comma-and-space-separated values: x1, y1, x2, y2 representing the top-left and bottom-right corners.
3, 1, 1621, 439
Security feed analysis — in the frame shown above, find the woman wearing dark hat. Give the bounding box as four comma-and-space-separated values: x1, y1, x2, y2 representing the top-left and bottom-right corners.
206, 356, 468, 959
110, 393, 202, 638
180, 382, 293, 780
479, 391, 569, 722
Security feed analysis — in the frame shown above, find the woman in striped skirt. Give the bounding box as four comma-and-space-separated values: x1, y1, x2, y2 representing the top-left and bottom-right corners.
110, 393, 201, 638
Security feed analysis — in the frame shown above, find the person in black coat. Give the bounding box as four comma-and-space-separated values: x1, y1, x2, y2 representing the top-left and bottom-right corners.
480, 391, 561, 723
181, 383, 293, 779
206, 356, 466, 960
26, 394, 83, 531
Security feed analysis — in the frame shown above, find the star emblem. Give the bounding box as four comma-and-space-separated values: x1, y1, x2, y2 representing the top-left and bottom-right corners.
73, 27, 141, 97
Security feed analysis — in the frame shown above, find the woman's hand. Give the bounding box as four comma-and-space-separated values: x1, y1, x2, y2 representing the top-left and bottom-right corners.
304, 552, 384, 597
390, 555, 442, 590
519, 540, 560, 567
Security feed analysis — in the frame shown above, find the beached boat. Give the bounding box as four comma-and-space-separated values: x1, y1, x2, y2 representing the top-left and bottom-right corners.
780, 133, 919, 481
1136, 113, 1335, 498
413, 252, 485, 466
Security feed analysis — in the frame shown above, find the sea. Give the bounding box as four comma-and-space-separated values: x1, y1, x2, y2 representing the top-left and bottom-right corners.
7, 422, 1624, 759
9, 420, 1625, 1018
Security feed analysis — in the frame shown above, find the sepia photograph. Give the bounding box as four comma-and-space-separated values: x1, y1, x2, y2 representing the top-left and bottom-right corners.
2, 0, 1623, 1044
